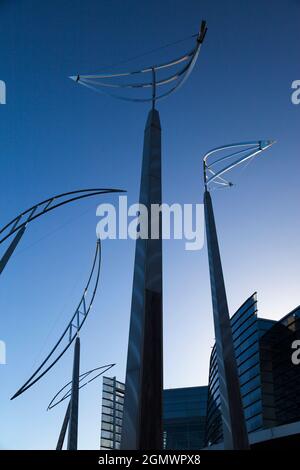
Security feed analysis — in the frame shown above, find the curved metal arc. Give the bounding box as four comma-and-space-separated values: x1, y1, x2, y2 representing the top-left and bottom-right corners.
80, 56, 193, 90
203, 141, 261, 164
156, 41, 202, 103
204, 141, 275, 186
145, 50, 193, 72
11, 240, 102, 400
205, 145, 261, 186
77, 47, 195, 81
71, 23, 206, 103
72, 30, 201, 78
206, 148, 263, 185
0, 188, 125, 245
73, 79, 153, 103
49, 364, 115, 410
47, 363, 115, 410
206, 145, 260, 171
142, 37, 204, 104
80, 53, 194, 90
0, 189, 119, 235
77, 43, 201, 104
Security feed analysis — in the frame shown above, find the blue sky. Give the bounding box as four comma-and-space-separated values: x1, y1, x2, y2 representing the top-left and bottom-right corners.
0, 0, 299, 449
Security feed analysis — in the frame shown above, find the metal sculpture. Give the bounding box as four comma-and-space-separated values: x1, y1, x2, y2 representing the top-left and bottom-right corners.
70, 20, 207, 108
11, 238, 102, 400
203, 140, 275, 449
203, 141, 275, 188
50, 362, 115, 450
71, 22, 208, 449
48, 363, 115, 410
0, 188, 124, 275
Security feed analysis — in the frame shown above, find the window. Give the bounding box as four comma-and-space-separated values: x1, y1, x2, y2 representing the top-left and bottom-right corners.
239, 364, 260, 385
101, 438, 113, 449
242, 388, 261, 407
244, 400, 261, 419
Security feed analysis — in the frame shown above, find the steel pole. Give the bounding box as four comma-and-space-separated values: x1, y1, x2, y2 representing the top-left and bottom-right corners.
121, 109, 163, 450
67, 336, 80, 450
56, 401, 71, 450
204, 189, 249, 449
0, 226, 26, 275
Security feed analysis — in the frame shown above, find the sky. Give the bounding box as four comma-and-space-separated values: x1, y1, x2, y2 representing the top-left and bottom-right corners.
0, 0, 299, 450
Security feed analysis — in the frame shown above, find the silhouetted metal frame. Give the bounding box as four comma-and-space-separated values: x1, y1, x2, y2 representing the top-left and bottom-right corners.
47, 363, 115, 410
54, 363, 115, 450
11, 238, 102, 400
202, 139, 275, 449
203, 141, 275, 189
67, 336, 81, 450
0, 188, 124, 245
56, 401, 71, 450
71, 21, 207, 105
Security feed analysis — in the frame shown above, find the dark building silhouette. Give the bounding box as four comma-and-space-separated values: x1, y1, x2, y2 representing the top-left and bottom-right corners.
260, 306, 300, 427
163, 386, 208, 450
205, 293, 300, 446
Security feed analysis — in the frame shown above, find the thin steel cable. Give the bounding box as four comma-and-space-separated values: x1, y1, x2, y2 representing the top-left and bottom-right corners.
79, 49, 194, 80
71, 24, 207, 103
79, 33, 198, 76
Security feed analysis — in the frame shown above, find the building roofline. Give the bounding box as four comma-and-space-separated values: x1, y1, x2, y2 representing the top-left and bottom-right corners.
276, 304, 300, 323
231, 291, 257, 320
163, 385, 208, 393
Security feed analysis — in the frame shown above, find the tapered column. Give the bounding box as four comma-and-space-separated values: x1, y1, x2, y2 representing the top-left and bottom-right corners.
204, 190, 249, 449
56, 401, 70, 450
0, 226, 26, 275
121, 109, 163, 450
67, 336, 80, 450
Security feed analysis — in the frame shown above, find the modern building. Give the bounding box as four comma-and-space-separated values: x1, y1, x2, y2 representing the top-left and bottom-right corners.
205, 293, 274, 444
205, 293, 300, 447
260, 305, 300, 428
163, 386, 208, 450
100, 376, 125, 450
100, 379, 208, 450
101, 296, 300, 450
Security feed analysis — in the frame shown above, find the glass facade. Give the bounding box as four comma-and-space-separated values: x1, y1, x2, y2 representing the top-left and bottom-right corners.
205, 293, 275, 445
163, 387, 208, 450
101, 300, 300, 449
101, 379, 208, 450
260, 306, 300, 428
100, 376, 125, 450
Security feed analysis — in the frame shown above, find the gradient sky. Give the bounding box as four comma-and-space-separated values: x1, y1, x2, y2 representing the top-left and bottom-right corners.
0, 0, 299, 450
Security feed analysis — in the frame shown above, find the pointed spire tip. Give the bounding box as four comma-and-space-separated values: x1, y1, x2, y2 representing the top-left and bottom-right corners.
69, 75, 80, 82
